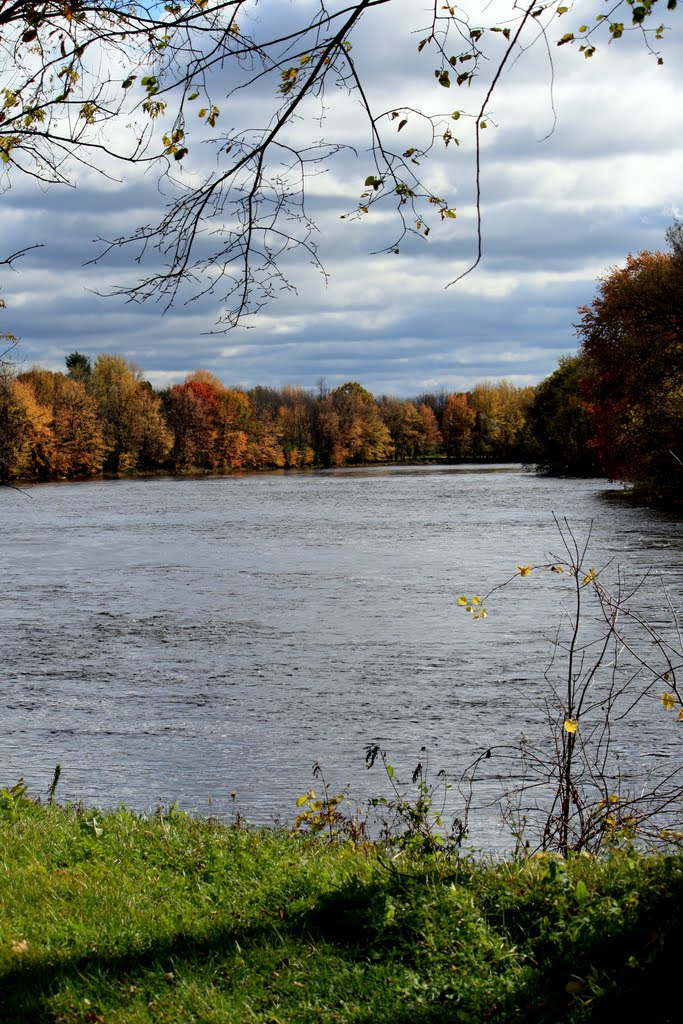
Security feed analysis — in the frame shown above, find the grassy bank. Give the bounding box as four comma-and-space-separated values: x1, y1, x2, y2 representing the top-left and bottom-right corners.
1, 799, 681, 1023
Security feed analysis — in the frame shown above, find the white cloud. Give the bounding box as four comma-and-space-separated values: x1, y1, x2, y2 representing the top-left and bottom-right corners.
2, 0, 682, 395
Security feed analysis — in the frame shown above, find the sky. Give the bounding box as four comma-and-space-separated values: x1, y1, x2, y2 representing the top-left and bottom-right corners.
1, 0, 682, 397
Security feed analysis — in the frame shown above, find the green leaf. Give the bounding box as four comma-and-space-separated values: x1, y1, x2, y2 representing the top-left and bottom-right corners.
575, 879, 588, 904
386, 764, 394, 778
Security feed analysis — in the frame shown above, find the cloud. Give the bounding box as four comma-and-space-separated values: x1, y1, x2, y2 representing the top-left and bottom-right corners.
2, 0, 682, 396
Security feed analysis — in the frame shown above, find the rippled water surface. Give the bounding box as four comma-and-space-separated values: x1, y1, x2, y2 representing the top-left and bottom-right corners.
3, 467, 681, 848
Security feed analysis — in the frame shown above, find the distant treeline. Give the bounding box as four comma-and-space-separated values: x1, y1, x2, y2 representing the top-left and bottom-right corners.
0, 361, 540, 480
1, 227, 681, 504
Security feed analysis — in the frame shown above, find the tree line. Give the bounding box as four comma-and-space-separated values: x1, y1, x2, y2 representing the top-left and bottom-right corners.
1, 225, 681, 504
0, 360, 537, 482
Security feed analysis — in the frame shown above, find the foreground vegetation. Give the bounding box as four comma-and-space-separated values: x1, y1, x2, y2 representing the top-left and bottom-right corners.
1, 792, 681, 1024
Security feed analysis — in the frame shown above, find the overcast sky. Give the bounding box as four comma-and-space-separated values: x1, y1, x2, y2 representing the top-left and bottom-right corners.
2, 0, 681, 397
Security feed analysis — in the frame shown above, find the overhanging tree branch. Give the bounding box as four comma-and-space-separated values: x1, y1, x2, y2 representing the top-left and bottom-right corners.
0, 0, 678, 327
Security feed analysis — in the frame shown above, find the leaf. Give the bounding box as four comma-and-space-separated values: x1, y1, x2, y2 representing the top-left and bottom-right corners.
574, 879, 588, 904
386, 764, 394, 778
661, 692, 676, 710
451, 110, 461, 120
397, 119, 408, 132
518, 564, 532, 576
457, 595, 468, 605
563, 718, 578, 734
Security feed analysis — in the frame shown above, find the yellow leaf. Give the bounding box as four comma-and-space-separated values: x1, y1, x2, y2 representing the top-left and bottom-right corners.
678, 708, 683, 722
583, 568, 597, 585
550, 565, 564, 573
518, 564, 532, 577
457, 595, 468, 606
563, 718, 578, 734
471, 596, 481, 605
661, 692, 676, 710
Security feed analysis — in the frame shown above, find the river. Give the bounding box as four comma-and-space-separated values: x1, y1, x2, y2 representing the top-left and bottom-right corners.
2, 466, 681, 850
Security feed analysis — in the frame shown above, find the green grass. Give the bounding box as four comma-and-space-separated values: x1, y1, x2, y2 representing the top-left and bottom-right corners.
0, 799, 681, 1023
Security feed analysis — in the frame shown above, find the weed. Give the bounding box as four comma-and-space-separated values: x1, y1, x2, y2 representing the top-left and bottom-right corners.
459, 517, 683, 856
364, 744, 468, 859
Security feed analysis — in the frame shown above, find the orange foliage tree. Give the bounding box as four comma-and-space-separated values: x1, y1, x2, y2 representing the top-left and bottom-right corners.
577, 226, 683, 502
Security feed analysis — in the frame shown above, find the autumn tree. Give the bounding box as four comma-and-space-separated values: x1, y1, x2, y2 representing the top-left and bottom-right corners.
468, 380, 533, 459
0, 2, 678, 328
91, 354, 171, 474
417, 402, 443, 458
18, 367, 105, 478
0, 375, 55, 480
530, 355, 602, 477
442, 392, 476, 459
275, 386, 316, 468
52, 376, 105, 477
323, 382, 393, 465
576, 225, 683, 502
377, 397, 424, 461
163, 383, 212, 471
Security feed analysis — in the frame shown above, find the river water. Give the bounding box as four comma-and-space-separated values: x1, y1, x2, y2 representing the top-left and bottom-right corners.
2, 466, 681, 849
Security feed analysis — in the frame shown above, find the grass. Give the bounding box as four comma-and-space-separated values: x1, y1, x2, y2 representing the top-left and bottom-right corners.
0, 797, 681, 1023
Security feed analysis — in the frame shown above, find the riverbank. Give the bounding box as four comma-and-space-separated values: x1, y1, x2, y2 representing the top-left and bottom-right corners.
1, 800, 680, 1023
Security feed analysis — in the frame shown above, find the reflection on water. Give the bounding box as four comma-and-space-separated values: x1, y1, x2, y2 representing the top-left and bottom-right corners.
2, 466, 681, 849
